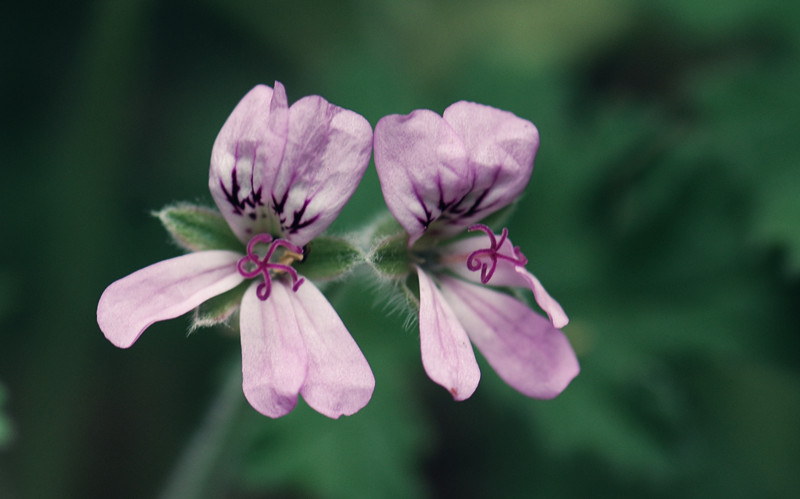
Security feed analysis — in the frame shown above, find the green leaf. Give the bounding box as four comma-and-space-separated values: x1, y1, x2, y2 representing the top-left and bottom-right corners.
294, 236, 364, 282
156, 203, 243, 252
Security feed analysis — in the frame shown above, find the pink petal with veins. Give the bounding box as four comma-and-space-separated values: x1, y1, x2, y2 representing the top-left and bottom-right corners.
240, 280, 308, 418
374, 102, 539, 244
291, 281, 375, 418
97, 251, 244, 348
416, 266, 480, 401
209, 83, 290, 242
439, 276, 578, 399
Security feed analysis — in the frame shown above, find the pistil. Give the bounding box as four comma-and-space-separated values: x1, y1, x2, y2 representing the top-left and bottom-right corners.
466, 224, 527, 284
238, 233, 305, 300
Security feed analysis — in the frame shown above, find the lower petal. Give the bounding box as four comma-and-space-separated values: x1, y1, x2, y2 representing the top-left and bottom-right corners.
240, 281, 308, 418
290, 281, 374, 418
439, 276, 579, 399
416, 266, 480, 400
97, 251, 244, 348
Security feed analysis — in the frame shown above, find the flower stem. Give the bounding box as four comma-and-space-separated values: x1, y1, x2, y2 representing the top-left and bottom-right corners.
159, 359, 243, 499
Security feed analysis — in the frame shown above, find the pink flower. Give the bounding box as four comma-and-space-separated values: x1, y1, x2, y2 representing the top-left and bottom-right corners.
97, 83, 375, 418
373, 102, 579, 400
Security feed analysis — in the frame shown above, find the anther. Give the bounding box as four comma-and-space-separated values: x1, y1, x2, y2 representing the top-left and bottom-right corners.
466, 224, 527, 284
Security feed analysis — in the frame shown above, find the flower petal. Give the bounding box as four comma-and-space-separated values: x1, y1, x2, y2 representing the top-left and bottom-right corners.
97, 251, 244, 348
373, 109, 470, 245
375, 103, 538, 244
442, 234, 569, 328
290, 280, 375, 418
512, 268, 569, 328
438, 276, 579, 399
209, 83, 290, 243
240, 280, 308, 418
270, 95, 373, 247
416, 266, 480, 401
442, 101, 538, 214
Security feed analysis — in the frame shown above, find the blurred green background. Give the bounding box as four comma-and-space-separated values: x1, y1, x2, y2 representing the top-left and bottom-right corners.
2, 0, 799, 497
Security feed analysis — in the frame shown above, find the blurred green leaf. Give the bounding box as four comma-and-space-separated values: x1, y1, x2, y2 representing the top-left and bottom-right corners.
0, 382, 11, 449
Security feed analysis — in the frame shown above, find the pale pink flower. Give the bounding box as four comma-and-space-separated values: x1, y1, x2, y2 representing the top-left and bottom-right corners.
98, 83, 375, 418
373, 102, 579, 400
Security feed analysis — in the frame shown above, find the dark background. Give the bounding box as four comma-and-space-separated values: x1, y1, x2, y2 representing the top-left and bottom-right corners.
2, 1, 799, 497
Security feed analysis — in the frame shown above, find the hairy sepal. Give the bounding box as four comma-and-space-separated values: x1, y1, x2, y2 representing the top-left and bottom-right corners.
156, 203, 243, 252
369, 233, 412, 279
294, 236, 363, 282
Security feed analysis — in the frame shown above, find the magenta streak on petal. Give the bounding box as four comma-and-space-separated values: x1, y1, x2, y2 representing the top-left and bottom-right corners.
219, 142, 264, 219
237, 234, 305, 300
466, 224, 528, 283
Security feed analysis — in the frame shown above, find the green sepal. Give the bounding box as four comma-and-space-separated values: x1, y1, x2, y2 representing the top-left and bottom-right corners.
294, 236, 363, 282
156, 203, 243, 252
369, 233, 412, 278
191, 280, 250, 332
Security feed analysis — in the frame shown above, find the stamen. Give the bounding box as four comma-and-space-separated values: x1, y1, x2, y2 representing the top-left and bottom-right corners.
237, 233, 305, 300
466, 224, 527, 284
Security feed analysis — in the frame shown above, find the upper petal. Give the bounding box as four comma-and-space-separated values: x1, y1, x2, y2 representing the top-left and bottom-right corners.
438, 276, 579, 399
290, 280, 375, 418
270, 95, 373, 246
97, 251, 244, 348
442, 101, 538, 215
240, 280, 308, 418
416, 266, 480, 401
374, 103, 538, 244
442, 234, 569, 328
209, 83, 290, 243
373, 109, 470, 245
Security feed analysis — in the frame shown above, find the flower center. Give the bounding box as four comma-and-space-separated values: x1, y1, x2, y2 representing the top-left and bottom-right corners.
466, 224, 527, 283
237, 233, 305, 301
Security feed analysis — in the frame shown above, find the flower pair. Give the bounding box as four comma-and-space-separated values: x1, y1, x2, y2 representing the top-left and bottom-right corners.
97, 82, 579, 419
